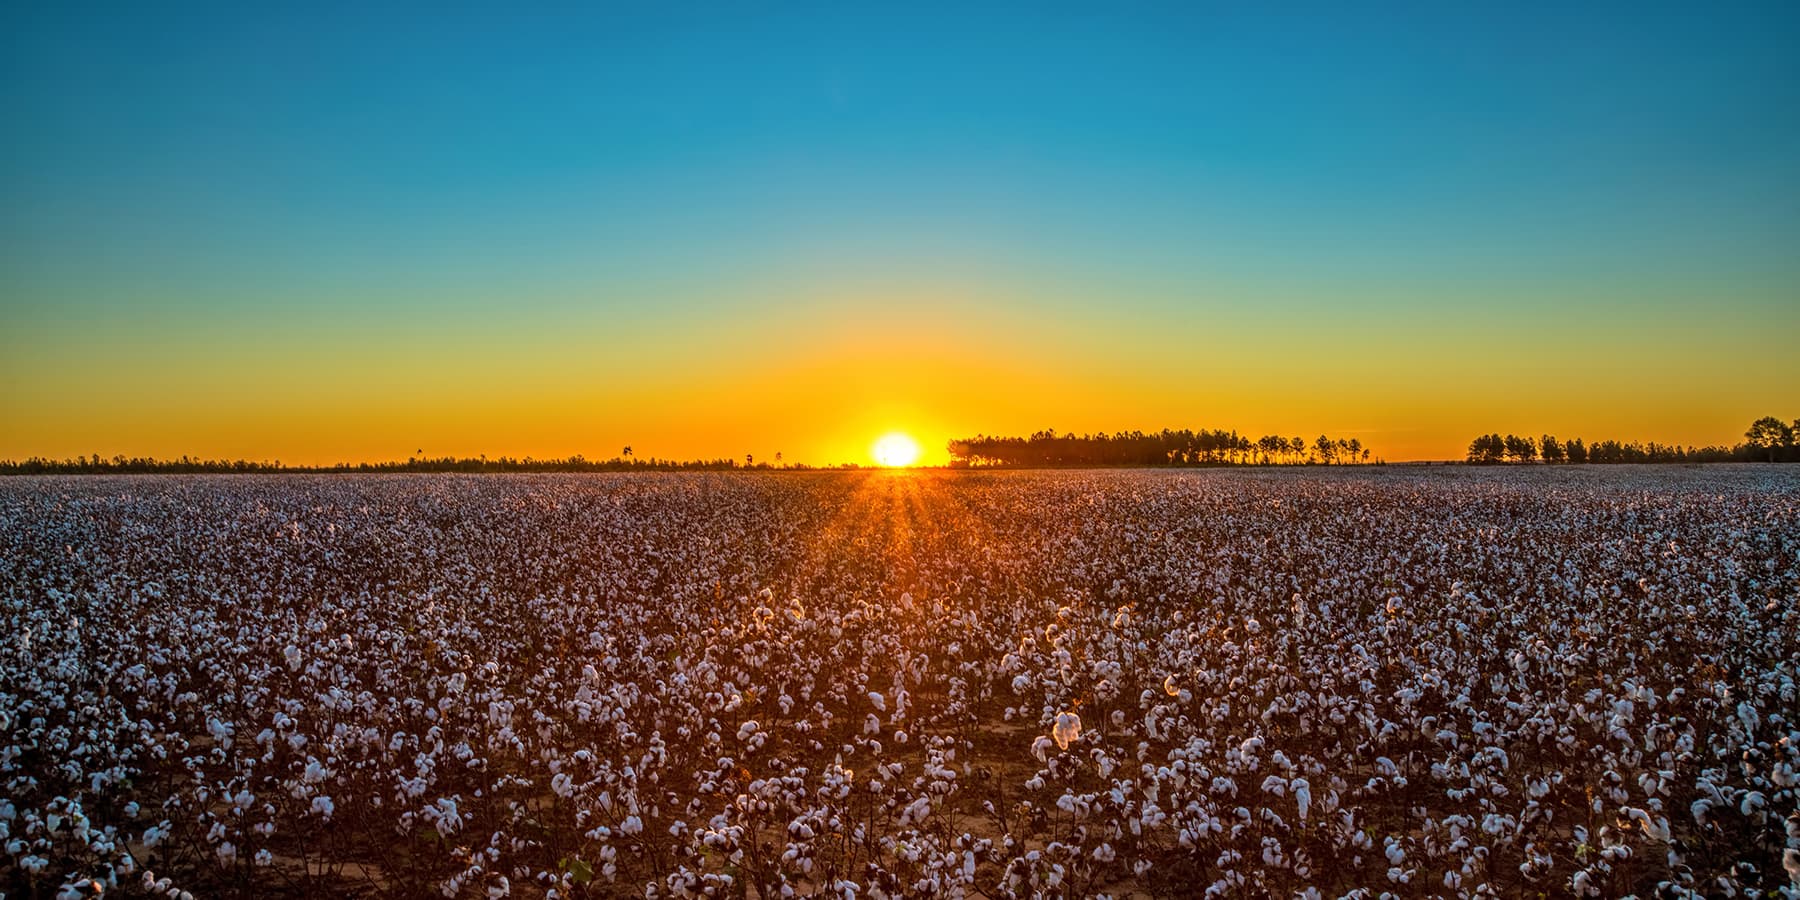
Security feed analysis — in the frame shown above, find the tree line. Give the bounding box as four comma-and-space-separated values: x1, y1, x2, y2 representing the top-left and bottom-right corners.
0, 452, 841, 476
1465, 416, 1800, 464
946, 429, 1376, 467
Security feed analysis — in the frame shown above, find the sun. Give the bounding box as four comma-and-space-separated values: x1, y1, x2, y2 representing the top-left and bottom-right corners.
872, 432, 922, 467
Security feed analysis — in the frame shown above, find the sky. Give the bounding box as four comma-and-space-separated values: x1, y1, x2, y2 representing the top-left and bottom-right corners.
3, 2, 1797, 465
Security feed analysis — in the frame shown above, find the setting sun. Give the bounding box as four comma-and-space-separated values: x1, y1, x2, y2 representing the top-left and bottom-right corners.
872, 432, 922, 467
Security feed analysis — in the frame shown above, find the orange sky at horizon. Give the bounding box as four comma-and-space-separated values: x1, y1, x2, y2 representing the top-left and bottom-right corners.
4, 277, 1790, 467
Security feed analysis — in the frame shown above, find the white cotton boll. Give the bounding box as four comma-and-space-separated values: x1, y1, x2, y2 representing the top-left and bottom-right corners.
255, 849, 273, 867
311, 796, 334, 820
868, 692, 886, 712
736, 721, 759, 742
1784, 848, 1800, 885
1012, 675, 1032, 694
864, 714, 881, 735
1739, 701, 1760, 737
1742, 791, 1767, 816
283, 646, 302, 671
1163, 674, 1180, 697
1032, 735, 1055, 763
1572, 870, 1593, 895
207, 717, 235, 749
1293, 778, 1311, 821
1052, 711, 1082, 750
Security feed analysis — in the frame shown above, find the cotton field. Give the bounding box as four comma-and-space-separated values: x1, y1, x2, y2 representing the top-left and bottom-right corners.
2, 467, 1797, 899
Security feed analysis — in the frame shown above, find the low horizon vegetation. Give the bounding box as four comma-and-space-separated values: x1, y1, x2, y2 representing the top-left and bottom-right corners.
1465, 416, 1799, 465
3, 417, 1795, 475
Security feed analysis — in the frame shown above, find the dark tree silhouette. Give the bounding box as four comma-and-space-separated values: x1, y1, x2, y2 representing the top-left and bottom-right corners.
1746, 416, 1794, 463
944, 428, 1379, 468
1540, 435, 1564, 463
1464, 417, 1791, 465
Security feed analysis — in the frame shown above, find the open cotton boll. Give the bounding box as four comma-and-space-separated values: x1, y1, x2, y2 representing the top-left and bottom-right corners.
1052, 712, 1082, 750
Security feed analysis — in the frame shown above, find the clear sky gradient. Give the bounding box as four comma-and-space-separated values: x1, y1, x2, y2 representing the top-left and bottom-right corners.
4, 3, 1797, 464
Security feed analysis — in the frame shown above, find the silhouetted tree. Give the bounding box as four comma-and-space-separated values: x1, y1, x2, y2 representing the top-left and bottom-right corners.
1503, 434, 1537, 463
1540, 435, 1564, 463
1467, 434, 1506, 464
1257, 435, 1281, 465
1746, 416, 1793, 463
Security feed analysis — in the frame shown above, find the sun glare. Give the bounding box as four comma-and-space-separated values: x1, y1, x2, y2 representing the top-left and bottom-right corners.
872, 432, 922, 467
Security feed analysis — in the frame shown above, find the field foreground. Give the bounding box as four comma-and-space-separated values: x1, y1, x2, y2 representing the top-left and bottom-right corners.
2, 467, 1798, 898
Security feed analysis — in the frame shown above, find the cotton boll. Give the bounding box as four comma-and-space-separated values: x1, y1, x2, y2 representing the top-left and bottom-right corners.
1052, 712, 1082, 750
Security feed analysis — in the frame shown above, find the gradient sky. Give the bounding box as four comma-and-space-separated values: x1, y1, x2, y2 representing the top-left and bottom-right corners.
4, 2, 1797, 465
